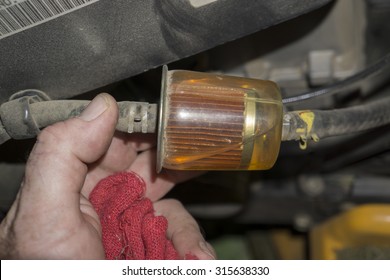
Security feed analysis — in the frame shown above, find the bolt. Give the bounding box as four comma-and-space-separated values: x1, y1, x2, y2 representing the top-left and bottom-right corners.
294, 213, 313, 232
298, 175, 325, 197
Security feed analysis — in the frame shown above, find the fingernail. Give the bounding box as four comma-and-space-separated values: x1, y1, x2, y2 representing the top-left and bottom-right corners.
199, 241, 216, 259
79, 94, 110, 121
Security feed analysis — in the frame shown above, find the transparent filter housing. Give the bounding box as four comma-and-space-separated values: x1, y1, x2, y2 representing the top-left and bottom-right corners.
157, 66, 283, 171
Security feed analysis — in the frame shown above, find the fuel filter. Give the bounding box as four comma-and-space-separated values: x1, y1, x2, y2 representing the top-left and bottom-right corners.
157, 66, 283, 172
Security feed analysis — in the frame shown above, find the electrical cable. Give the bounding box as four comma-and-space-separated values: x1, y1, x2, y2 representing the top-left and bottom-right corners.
282, 52, 390, 104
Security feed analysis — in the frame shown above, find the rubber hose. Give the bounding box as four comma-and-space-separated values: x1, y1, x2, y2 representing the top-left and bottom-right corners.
0, 100, 158, 145
282, 95, 390, 141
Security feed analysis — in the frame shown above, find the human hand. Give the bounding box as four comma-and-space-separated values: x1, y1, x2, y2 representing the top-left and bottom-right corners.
0, 93, 215, 260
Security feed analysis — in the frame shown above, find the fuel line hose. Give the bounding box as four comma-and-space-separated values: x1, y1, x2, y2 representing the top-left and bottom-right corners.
1, 91, 389, 151
0, 71, 389, 171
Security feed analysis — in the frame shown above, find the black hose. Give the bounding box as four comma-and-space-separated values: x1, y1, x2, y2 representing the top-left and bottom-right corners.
320, 125, 390, 172
282, 52, 390, 104
282, 95, 390, 141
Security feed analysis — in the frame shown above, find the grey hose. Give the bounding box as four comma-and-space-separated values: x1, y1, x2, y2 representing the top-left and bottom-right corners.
31, 101, 157, 133
282, 95, 390, 143
0, 99, 158, 145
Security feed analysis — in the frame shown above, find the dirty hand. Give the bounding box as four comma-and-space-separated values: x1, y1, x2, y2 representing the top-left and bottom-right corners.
0, 93, 215, 259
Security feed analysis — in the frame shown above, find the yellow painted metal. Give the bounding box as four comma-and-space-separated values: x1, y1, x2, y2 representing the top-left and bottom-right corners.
271, 229, 306, 260
310, 204, 390, 259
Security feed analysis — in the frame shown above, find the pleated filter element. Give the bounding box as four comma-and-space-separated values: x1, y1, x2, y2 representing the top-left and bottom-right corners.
157, 66, 283, 172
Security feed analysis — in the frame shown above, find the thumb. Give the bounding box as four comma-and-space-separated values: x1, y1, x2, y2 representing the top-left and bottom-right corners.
22, 93, 119, 207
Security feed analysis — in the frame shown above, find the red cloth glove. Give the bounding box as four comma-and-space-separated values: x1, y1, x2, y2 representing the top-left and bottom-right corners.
89, 172, 179, 260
